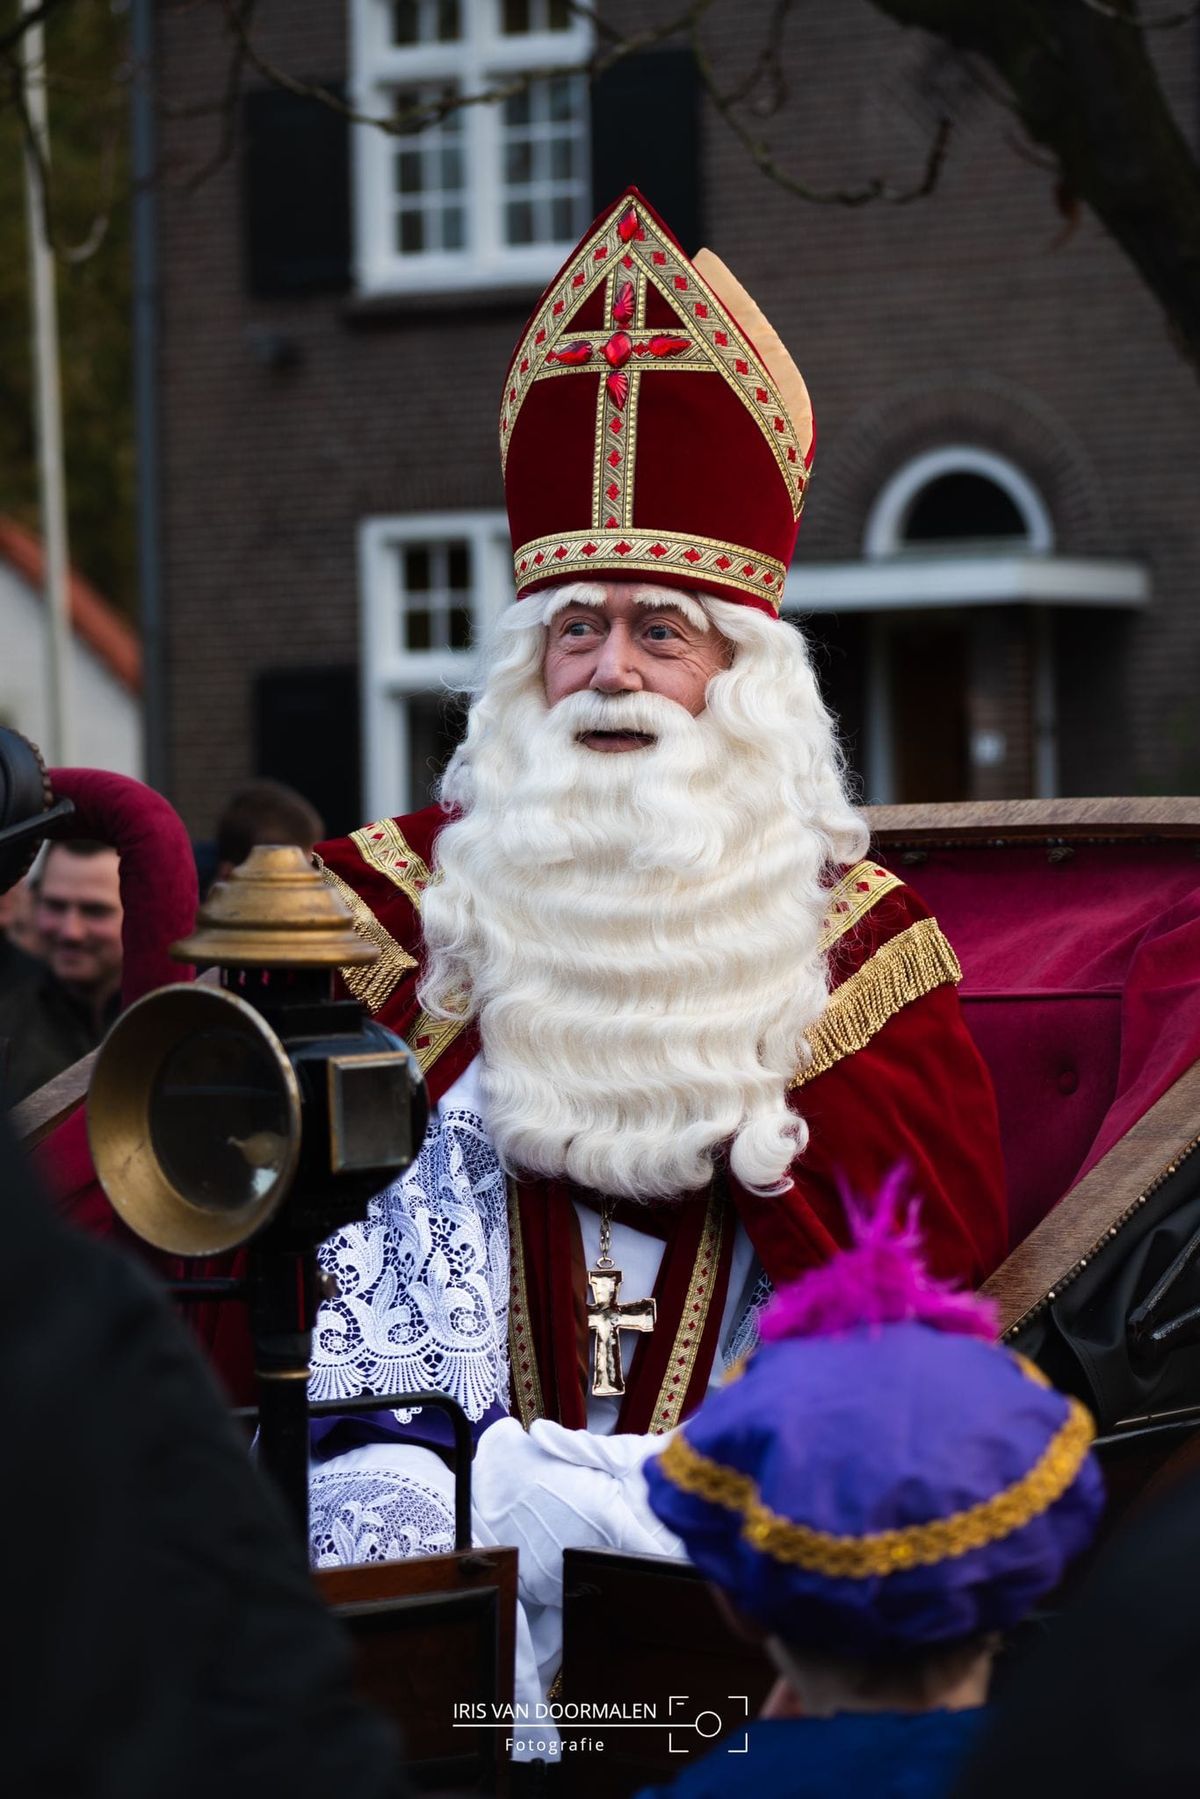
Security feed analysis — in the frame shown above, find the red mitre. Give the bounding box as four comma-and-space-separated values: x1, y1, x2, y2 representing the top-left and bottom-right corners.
500, 186, 814, 618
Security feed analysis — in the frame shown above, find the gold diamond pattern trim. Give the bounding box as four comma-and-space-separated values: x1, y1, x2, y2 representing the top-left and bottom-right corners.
656, 1396, 1095, 1578
500, 204, 809, 520
408, 1009, 470, 1079
513, 528, 787, 610
349, 818, 434, 907
818, 862, 903, 953
316, 857, 418, 1015
507, 1178, 546, 1430
792, 917, 963, 1090
649, 1185, 727, 1436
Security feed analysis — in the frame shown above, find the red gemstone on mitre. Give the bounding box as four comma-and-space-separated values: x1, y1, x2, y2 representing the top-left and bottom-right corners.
617, 206, 639, 242
603, 331, 632, 368
606, 369, 629, 407
612, 280, 635, 324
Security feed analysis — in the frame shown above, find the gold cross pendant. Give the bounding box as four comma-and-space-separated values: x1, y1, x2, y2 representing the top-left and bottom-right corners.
586, 1200, 656, 1397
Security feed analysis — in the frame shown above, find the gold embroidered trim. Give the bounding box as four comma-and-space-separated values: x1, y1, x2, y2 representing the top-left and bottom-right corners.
349, 818, 434, 907
317, 857, 418, 1015
649, 1186, 727, 1436
408, 1009, 470, 1079
513, 528, 787, 609
656, 1396, 1095, 1578
818, 862, 902, 953
507, 1179, 545, 1430
792, 917, 962, 1090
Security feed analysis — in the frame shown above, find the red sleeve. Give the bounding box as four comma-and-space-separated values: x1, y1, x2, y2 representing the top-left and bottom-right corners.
732, 881, 1008, 1291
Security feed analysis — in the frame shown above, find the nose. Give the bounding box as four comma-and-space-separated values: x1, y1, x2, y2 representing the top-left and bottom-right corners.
590, 622, 642, 694
56, 906, 87, 943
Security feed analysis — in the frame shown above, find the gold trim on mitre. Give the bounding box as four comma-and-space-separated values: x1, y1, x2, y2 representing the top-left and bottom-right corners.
692, 248, 813, 468
499, 197, 811, 521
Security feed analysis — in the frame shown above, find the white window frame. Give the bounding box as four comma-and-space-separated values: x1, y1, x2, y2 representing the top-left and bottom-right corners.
863, 445, 1055, 558
359, 509, 513, 818
350, 0, 593, 296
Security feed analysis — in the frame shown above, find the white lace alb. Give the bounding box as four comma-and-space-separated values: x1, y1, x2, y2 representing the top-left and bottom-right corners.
310, 1104, 510, 1422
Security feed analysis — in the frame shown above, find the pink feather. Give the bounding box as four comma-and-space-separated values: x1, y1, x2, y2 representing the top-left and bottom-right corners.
759, 1168, 999, 1343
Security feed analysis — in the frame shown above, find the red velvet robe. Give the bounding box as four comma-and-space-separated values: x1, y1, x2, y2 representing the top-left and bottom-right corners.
317, 807, 1007, 1436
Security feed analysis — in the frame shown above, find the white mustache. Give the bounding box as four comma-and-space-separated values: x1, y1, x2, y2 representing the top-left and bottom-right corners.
548, 689, 698, 741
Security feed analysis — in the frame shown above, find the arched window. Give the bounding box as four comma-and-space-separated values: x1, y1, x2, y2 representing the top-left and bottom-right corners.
864, 446, 1054, 558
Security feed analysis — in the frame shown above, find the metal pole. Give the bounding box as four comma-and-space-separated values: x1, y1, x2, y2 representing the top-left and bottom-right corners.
19, 0, 73, 764
130, 0, 167, 793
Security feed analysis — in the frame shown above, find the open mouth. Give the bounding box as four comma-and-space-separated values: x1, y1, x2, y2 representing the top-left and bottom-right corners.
577, 729, 657, 752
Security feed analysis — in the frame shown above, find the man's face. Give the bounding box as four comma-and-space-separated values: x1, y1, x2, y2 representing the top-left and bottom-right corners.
36, 847, 123, 999
541, 583, 733, 752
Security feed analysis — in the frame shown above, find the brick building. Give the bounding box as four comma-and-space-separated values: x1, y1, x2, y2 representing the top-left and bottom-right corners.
153, 0, 1199, 838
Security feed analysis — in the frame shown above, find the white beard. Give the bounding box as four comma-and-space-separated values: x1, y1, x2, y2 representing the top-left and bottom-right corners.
419, 679, 844, 1201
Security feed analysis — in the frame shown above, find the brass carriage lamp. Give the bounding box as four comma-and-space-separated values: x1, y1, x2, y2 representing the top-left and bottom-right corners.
88, 846, 428, 1535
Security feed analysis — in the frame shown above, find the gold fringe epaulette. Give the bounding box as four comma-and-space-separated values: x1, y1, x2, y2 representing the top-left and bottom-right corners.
317, 856, 418, 1014
792, 916, 962, 1089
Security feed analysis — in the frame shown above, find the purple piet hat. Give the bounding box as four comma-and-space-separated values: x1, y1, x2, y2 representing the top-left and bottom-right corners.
644, 1182, 1104, 1657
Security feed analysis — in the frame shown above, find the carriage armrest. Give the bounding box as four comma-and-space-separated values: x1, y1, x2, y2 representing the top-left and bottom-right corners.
983, 1058, 1200, 1338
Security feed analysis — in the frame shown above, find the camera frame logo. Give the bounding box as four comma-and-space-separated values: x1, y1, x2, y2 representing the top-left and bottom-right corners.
667, 1692, 751, 1755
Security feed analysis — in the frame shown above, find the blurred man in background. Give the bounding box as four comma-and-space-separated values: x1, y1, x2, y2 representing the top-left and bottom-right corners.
0, 839, 122, 1102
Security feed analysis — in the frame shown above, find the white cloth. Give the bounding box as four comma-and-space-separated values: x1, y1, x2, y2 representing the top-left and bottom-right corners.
307, 1056, 770, 1744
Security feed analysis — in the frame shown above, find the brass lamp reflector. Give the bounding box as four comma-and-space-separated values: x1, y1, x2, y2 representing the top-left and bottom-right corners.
88, 983, 303, 1255
170, 843, 377, 969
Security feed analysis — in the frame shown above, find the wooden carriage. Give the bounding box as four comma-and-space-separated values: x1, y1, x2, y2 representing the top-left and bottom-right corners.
12, 795, 1200, 1797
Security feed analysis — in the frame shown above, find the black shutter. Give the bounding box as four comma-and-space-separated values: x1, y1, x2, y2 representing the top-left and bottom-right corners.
242, 85, 352, 298
590, 48, 702, 251
254, 667, 361, 840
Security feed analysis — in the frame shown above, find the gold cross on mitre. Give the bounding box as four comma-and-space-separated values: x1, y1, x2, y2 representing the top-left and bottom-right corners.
586, 1199, 656, 1398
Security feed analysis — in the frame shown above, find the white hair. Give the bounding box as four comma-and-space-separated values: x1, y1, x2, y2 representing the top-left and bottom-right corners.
419, 582, 868, 1201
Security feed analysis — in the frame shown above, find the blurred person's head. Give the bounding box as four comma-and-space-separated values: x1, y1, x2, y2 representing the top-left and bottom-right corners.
644, 1183, 1104, 1716
35, 841, 123, 1013
214, 779, 324, 883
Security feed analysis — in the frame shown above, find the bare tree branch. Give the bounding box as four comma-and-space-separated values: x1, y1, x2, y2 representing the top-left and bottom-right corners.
217, 0, 721, 140
4, 19, 119, 264
691, 11, 953, 205
0, 0, 69, 60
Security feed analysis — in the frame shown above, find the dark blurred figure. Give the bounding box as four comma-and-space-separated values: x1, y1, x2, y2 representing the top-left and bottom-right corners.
0, 1104, 408, 1798
0, 839, 123, 1102
0, 876, 42, 997
952, 1464, 1200, 1799
214, 778, 324, 887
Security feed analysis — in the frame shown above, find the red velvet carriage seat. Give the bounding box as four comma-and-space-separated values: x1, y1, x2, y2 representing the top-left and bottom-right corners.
867, 797, 1200, 1267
